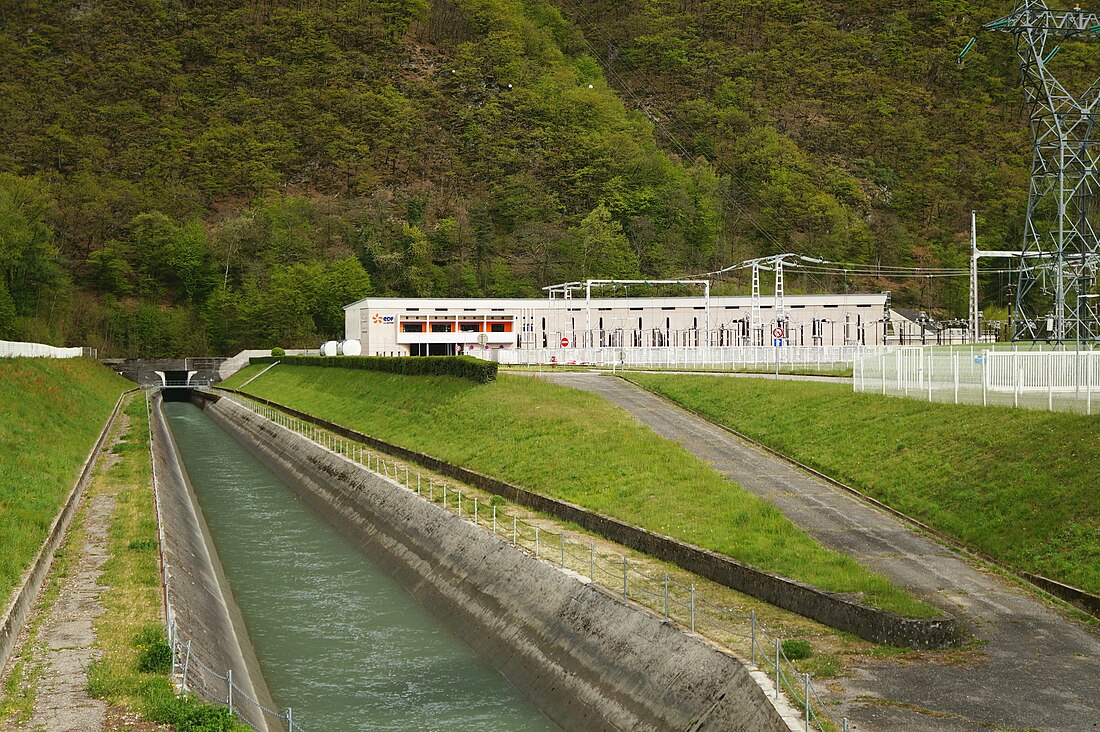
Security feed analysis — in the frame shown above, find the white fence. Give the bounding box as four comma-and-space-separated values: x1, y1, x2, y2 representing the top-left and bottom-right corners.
490, 345, 895, 372
0, 339, 93, 358
854, 346, 1100, 414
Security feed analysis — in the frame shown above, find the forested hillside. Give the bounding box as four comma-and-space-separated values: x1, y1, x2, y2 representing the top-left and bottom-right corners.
0, 0, 1075, 355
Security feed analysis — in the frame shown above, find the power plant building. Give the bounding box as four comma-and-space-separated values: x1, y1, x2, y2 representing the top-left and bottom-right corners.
343, 293, 893, 357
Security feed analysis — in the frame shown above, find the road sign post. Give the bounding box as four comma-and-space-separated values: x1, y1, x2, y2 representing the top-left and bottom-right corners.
771, 327, 784, 378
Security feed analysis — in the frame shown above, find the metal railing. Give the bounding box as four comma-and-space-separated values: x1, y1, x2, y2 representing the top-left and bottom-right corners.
146, 392, 306, 732
168, 625, 302, 732
496, 345, 888, 372
855, 345, 1100, 414
222, 391, 850, 732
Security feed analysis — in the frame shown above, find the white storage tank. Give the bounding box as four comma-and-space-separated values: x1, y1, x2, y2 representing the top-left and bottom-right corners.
320, 340, 340, 357
339, 339, 362, 356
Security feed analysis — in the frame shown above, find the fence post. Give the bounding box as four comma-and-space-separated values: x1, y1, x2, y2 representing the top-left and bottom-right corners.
590, 545, 596, 581
492, 504, 497, 535
1049, 355, 1054, 411
405, 466, 409, 488
429, 477, 434, 502
561, 531, 566, 567
227, 669, 233, 715
622, 557, 628, 599
458, 491, 462, 516
751, 610, 756, 665
954, 351, 959, 404
443, 484, 447, 509
182, 640, 191, 689
1088, 354, 1093, 416
417, 473, 421, 496
804, 673, 810, 731
474, 499, 478, 525
880, 352, 886, 395
513, 516, 517, 547
1014, 353, 1020, 408
535, 527, 540, 558
286, 708, 293, 731
663, 575, 669, 620
690, 584, 696, 634
775, 638, 781, 699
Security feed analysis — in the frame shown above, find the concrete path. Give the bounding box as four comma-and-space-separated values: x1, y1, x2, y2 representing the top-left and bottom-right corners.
539, 373, 1100, 732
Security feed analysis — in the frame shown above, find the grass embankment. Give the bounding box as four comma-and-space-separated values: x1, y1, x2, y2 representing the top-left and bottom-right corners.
88, 395, 248, 731
629, 374, 1100, 595
223, 364, 935, 618
0, 357, 130, 607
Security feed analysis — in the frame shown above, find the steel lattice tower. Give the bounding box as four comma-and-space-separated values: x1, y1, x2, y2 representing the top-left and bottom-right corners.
985, 1, 1100, 344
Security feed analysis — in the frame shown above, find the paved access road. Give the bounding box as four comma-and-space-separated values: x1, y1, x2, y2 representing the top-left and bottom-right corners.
540, 373, 1100, 732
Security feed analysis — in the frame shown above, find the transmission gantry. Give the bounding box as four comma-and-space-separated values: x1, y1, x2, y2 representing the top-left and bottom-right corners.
985, 1, 1100, 344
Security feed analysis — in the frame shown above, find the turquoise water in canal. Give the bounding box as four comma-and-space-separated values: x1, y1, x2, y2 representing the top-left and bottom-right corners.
162, 401, 558, 732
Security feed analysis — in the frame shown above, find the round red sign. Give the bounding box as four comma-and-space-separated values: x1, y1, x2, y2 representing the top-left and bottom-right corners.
560, 336, 570, 348
771, 326, 784, 338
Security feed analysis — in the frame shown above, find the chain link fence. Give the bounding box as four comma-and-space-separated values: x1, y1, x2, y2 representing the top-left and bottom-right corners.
855, 345, 1100, 414
222, 391, 851, 732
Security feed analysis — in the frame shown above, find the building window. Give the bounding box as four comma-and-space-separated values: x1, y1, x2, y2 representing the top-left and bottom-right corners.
431, 322, 453, 333
459, 322, 480, 332
490, 323, 507, 332
401, 322, 424, 333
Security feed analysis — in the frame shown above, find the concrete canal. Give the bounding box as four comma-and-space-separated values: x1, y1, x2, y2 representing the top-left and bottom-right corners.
162, 400, 559, 731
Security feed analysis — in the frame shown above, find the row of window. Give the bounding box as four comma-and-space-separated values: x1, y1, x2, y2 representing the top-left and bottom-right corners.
400, 321, 512, 333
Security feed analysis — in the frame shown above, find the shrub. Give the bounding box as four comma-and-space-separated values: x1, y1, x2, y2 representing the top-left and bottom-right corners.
135, 625, 172, 674
270, 347, 285, 357
247, 355, 497, 383
782, 639, 813, 660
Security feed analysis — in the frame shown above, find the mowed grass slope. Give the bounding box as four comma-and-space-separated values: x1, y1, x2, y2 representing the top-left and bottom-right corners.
0, 358, 131, 605
223, 365, 935, 617
629, 374, 1100, 594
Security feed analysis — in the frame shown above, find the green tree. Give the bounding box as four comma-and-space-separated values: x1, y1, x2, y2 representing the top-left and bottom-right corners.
576, 204, 640, 279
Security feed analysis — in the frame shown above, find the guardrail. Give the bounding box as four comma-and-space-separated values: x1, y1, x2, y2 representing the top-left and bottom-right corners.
219, 391, 850, 732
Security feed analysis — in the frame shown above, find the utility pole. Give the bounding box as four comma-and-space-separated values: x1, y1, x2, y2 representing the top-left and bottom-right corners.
984, 1, 1100, 344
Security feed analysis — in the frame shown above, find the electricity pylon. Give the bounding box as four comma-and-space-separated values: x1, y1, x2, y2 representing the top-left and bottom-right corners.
985, 1, 1100, 344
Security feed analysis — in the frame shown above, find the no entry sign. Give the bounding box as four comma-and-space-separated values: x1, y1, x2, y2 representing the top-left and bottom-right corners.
771, 326, 785, 339
561, 336, 570, 348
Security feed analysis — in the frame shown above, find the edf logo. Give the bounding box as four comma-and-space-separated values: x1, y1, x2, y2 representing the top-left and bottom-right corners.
371, 314, 395, 324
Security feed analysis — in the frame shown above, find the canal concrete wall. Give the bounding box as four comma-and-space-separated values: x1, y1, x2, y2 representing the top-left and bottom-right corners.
197, 392, 797, 732
149, 392, 275, 731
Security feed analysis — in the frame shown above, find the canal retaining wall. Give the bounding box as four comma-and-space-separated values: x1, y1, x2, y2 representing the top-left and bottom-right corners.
197, 391, 797, 732
150, 392, 275, 731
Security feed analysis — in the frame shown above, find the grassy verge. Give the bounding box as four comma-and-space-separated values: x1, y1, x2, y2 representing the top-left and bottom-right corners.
0, 358, 130, 608
628, 373, 1100, 594
86, 394, 250, 730
88, 394, 250, 731
222, 364, 936, 618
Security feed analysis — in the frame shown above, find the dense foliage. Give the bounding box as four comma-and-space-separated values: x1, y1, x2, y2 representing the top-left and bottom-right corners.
249, 354, 498, 382
0, 1, 1077, 354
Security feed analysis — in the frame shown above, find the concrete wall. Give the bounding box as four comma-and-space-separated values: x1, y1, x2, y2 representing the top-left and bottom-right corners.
149, 392, 274, 731
198, 392, 797, 732
214, 387, 961, 650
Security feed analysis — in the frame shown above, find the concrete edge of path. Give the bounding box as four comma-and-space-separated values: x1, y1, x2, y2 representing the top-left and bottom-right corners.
0, 387, 136, 678
615, 373, 1100, 621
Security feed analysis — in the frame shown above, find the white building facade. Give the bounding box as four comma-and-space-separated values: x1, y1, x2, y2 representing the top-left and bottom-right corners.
344, 293, 892, 357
